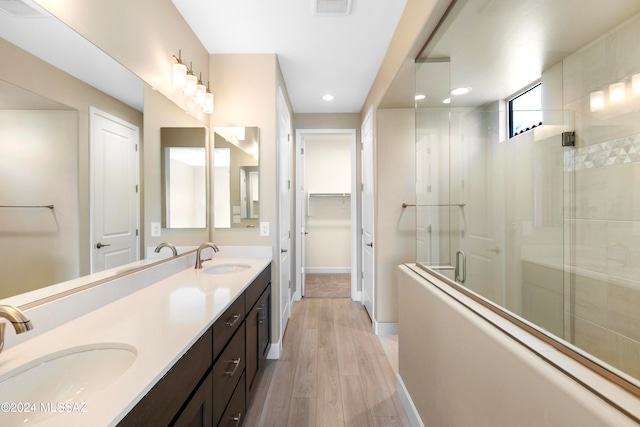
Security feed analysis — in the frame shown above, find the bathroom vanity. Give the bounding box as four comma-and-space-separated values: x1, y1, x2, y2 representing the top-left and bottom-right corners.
118, 264, 271, 427
0, 248, 272, 427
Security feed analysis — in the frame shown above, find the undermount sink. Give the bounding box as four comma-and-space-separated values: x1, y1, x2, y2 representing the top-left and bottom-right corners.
0, 343, 137, 425
203, 263, 251, 274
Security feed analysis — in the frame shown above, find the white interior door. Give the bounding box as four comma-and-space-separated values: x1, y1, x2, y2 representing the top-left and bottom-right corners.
277, 88, 292, 338
361, 108, 375, 320
296, 133, 307, 298
90, 107, 139, 273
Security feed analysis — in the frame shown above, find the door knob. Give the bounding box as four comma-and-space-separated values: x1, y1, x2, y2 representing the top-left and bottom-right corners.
365, 242, 373, 248
281, 248, 288, 253
96, 242, 111, 249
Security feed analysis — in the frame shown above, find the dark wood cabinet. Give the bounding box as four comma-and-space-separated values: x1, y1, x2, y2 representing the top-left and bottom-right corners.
246, 284, 271, 400
118, 263, 271, 427
173, 371, 213, 427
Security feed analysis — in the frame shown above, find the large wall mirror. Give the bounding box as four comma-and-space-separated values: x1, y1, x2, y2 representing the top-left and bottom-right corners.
161, 127, 208, 229
214, 127, 260, 228
0, 3, 206, 303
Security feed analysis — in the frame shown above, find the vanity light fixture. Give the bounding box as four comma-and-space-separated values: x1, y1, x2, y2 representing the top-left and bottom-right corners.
590, 90, 605, 112
172, 50, 187, 89
184, 62, 198, 97
609, 82, 625, 105
203, 83, 214, 114
195, 72, 207, 106
450, 87, 471, 96
322, 94, 335, 101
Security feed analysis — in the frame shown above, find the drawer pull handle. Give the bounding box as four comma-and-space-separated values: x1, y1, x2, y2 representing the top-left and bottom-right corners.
232, 413, 242, 427
224, 314, 241, 327
225, 357, 241, 377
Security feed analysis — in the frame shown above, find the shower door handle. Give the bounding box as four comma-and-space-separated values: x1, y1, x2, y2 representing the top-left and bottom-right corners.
455, 251, 466, 284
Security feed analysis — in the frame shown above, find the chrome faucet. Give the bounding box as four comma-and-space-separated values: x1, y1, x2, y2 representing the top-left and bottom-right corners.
0, 305, 33, 355
195, 242, 219, 269
155, 242, 178, 257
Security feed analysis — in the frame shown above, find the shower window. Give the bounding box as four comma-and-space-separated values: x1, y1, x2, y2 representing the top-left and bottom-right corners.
509, 83, 542, 138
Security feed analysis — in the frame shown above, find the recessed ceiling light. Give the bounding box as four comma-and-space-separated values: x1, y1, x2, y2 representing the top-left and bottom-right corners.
442, 98, 451, 104
415, 94, 426, 100
323, 94, 334, 101
450, 87, 471, 96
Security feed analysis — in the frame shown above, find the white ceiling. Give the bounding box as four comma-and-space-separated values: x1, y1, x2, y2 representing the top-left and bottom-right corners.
171, 0, 408, 114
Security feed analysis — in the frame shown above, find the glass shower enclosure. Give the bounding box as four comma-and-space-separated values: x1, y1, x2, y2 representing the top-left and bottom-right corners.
414, 0, 640, 391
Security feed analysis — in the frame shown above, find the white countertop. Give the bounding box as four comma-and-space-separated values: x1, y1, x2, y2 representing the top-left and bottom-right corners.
0, 253, 271, 426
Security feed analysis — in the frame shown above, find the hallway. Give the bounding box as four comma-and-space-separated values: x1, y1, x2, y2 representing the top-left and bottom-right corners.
244, 298, 410, 426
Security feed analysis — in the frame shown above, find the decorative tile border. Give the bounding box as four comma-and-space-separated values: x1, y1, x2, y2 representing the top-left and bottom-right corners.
564, 134, 640, 171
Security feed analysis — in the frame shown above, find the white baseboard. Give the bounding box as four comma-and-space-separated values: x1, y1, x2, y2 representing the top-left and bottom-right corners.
374, 321, 398, 336
351, 290, 362, 302
266, 340, 281, 359
396, 374, 424, 427
305, 267, 351, 274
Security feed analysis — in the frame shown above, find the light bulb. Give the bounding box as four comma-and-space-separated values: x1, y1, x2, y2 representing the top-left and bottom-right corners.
203, 92, 214, 114
173, 62, 187, 89
609, 82, 625, 105
184, 73, 197, 96
195, 83, 206, 105
590, 91, 605, 112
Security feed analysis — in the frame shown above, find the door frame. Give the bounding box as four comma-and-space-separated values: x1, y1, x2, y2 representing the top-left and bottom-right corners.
89, 106, 140, 273
294, 128, 359, 301
361, 106, 375, 322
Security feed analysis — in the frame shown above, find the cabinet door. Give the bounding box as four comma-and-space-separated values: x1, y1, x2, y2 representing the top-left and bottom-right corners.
173, 370, 213, 427
245, 306, 259, 399
258, 285, 271, 361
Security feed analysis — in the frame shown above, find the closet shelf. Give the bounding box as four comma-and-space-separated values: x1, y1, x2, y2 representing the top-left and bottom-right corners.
307, 193, 351, 216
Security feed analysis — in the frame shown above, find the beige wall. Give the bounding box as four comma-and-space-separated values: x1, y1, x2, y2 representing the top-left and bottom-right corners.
375, 109, 416, 324
210, 53, 294, 344
0, 37, 143, 280
0, 111, 78, 297
398, 265, 640, 426
35, 0, 209, 124
143, 84, 209, 248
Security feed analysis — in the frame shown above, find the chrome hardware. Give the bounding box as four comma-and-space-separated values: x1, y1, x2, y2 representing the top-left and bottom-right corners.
0, 204, 54, 209
96, 242, 111, 249
232, 413, 242, 427
455, 251, 467, 284
225, 358, 241, 377
365, 242, 373, 248
154, 242, 177, 257
224, 314, 241, 327
194, 242, 219, 269
485, 247, 500, 254
281, 248, 288, 253
0, 305, 34, 356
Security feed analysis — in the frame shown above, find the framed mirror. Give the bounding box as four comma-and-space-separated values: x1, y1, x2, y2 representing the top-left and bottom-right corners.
214, 127, 260, 228
161, 127, 208, 229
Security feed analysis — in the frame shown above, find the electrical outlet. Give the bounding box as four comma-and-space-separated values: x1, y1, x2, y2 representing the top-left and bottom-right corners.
260, 222, 269, 237
151, 222, 161, 237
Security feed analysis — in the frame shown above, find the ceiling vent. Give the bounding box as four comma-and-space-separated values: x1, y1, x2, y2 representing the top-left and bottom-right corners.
313, 0, 353, 16
0, 0, 49, 18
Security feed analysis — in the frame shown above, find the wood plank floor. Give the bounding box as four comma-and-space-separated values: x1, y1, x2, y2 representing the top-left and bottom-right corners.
304, 274, 351, 298
245, 298, 410, 426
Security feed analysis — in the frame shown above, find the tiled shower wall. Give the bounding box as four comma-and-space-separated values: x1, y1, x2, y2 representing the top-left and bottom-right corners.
563, 13, 640, 380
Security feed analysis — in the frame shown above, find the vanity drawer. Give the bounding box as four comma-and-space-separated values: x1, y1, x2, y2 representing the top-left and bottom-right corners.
213, 322, 246, 426
245, 263, 271, 310
218, 373, 245, 427
213, 295, 245, 358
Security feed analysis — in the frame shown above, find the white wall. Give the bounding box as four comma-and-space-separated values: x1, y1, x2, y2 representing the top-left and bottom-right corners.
305, 134, 351, 270
0, 110, 78, 298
